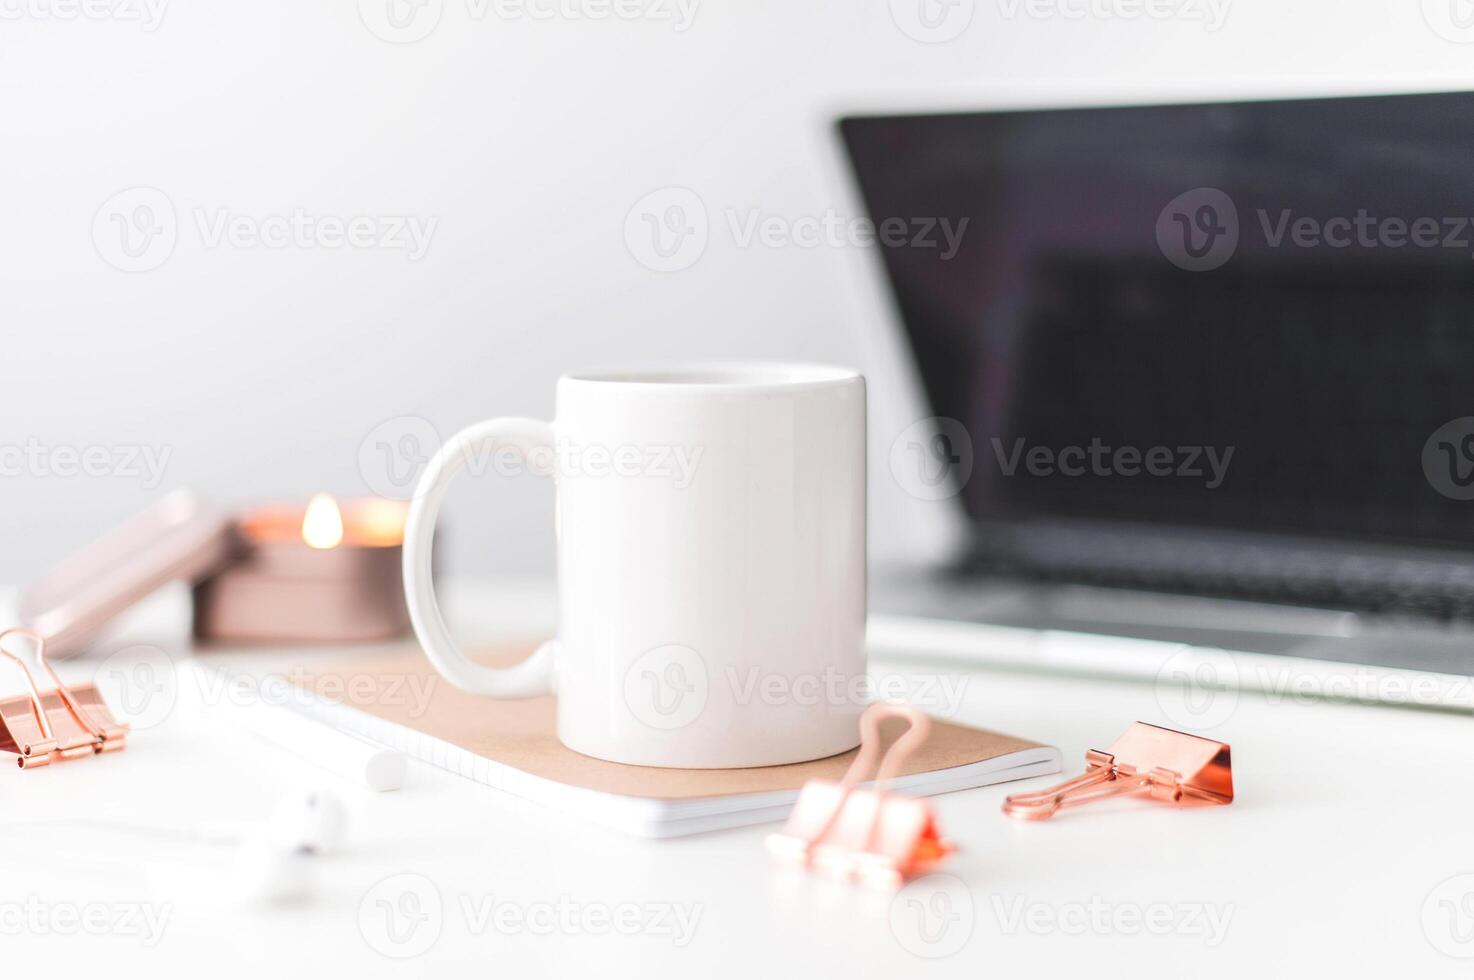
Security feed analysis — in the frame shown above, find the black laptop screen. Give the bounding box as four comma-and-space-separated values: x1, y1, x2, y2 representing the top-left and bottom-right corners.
841, 93, 1474, 552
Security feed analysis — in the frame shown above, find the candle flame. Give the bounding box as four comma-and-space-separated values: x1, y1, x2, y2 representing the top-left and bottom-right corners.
302, 493, 344, 550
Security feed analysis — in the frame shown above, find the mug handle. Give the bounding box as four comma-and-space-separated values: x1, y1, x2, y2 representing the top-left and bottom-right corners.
402, 417, 557, 698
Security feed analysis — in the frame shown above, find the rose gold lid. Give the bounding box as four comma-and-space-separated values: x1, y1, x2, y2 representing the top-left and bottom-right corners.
17, 489, 236, 658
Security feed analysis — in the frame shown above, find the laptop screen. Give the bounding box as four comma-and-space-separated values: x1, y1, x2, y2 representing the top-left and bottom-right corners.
841, 93, 1474, 554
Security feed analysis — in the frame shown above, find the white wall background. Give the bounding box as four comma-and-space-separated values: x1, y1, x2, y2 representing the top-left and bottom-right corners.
4, 0, 1473, 585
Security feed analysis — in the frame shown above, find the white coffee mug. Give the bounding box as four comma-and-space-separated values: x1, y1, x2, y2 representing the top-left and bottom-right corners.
401, 364, 867, 768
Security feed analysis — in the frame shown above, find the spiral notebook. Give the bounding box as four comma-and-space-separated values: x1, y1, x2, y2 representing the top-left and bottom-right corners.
285, 648, 1062, 838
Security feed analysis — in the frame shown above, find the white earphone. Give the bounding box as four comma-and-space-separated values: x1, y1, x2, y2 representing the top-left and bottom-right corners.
13, 788, 350, 906
265, 788, 351, 855
232, 789, 351, 905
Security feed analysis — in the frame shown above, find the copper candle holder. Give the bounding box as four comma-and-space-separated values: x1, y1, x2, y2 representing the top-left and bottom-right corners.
192, 495, 413, 644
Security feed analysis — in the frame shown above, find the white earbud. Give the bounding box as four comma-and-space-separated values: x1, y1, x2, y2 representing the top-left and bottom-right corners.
266, 789, 351, 855
19, 788, 352, 908
232, 835, 316, 907
229, 788, 349, 906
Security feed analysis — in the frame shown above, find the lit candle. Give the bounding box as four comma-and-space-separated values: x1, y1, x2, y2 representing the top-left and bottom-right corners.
302, 493, 344, 549
192, 495, 414, 644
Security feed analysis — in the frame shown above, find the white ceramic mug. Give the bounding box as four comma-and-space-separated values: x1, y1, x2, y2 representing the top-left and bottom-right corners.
401, 364, 867, 768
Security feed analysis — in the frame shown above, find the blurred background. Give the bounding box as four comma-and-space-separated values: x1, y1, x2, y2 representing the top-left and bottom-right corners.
1, 0, 1463, 583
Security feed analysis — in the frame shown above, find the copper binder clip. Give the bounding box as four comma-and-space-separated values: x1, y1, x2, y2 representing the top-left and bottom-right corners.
0, 628, 129, 769
1002, 722, 1231, 821
767, 703, 955, 888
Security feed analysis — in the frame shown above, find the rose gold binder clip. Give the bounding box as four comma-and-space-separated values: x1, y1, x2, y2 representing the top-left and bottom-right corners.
1002, 722, 1232, 820
767, 703, 955, 889
0, 628, 129, 769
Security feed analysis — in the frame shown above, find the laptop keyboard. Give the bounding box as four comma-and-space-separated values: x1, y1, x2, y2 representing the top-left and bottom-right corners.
967, 543, 1474, 624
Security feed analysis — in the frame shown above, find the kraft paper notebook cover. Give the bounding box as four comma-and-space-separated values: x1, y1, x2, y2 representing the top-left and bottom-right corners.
287, 648, 1062, 838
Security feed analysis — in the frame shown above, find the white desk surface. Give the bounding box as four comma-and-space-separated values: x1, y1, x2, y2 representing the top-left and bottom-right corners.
4, 579, 1472, 979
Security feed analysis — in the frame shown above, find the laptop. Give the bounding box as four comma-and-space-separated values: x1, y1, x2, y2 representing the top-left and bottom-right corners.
840, 91, 1474, 707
